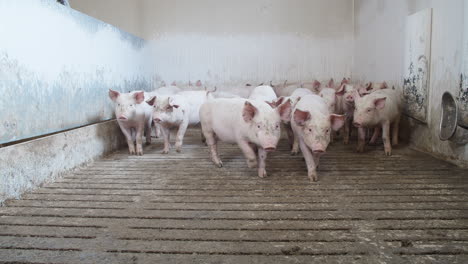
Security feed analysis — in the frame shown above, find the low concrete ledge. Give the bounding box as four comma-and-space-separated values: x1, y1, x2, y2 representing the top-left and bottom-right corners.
0, 120, 125, 204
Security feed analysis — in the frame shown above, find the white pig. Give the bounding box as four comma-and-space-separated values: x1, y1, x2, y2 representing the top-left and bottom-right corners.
200, 98, 290, 178
353, 89, 402, 156
248, 85, 277, 103
284, 94, 345, 181
108, 90, 153, 155
147, 90, 213, 153
145, 86, 181, 138
277, 88, 313, 154
335, 84, 358, 144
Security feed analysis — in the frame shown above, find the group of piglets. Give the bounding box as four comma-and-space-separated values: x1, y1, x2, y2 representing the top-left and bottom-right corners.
108, 78, 402, 182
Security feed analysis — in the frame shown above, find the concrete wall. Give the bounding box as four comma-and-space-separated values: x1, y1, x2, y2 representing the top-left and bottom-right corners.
0, 120, 125, 204
69, 0, 144, 38
353, 0, 468, 167
0, 0, 153, 144
141, 0, 354, 94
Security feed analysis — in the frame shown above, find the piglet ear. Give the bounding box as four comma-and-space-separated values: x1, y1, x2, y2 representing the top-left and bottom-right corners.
109, 89, 120, 101
275, 96, 285, 106
330, 114, 345, 131
134, 91, 145, 104
327, 78, 334, 88
313, 80, 321, 90
171, 81, 177, 86
335, 84, 346, 96
381, 82, 388, 89
358, 86, 370, 96
242, 101, 258, 122
266, 97, 285, 108
341, 78, 349, 85
278, 99, 292, 122
293, 109, 311, 126
265, 101, 276, 108
353, 89, 361, 99
196, 80, 202, 87
374, 97, 387, 109
146, 96, 157, 106
168, 97, 180, 108
365, 82, 372, 90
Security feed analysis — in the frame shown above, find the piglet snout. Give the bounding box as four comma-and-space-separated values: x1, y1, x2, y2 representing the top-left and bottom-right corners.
154, 118, 162, 123
118, 115, 128, 120
353, 122, 361, 127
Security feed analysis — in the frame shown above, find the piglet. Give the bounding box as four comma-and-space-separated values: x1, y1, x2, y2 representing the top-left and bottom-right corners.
353, 89, 402, 155
147, 89, 214, 153
335, 84, 357, 144
277, 88, 313, 155
108, 90, 153, 155
200, 98, 290, 178
284, 94, 345, 181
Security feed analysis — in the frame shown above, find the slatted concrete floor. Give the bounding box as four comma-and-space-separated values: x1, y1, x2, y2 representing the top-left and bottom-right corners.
0, 129, 467, 263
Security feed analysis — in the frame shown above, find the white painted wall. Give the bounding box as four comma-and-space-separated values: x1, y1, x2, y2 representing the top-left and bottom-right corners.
141, 0, 354, 94
0, 0, 153, 144
353, 0, 468, 167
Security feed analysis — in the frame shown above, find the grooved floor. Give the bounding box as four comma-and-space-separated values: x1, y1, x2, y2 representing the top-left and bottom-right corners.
1, 129, 467, 263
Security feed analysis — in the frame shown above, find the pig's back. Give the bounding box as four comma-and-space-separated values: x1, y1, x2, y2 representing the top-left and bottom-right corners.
202, 98, 246, 143
249, 86, 277, 102
157, 86, 181, 95
177, 91, 210, 124
291, 88, 312, 98
275, 85, 300, 97
371, 89, 402, 122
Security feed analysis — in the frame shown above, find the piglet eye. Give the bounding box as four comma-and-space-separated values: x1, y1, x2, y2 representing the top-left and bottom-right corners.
309, 128, 312, 132
257, 125, 261, 129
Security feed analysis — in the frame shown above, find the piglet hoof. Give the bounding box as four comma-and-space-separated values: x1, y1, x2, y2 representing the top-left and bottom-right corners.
343, 140, 349, 145
176, 148, 182, 153
161, 149, 169, 154
247, 159, 258, 169
136, 150, 143, 156
290, 148, 299, 155
213, 160, 223, 168
308, 172, 318, 182
145, 142, 151, 146
258, 168, 267, 178
129, 150, 136, 155
384, 147, 392, 156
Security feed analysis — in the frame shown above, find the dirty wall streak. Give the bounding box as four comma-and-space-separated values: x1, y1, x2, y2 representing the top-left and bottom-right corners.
353, 0, 468, 167
0, 0, 154, 145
